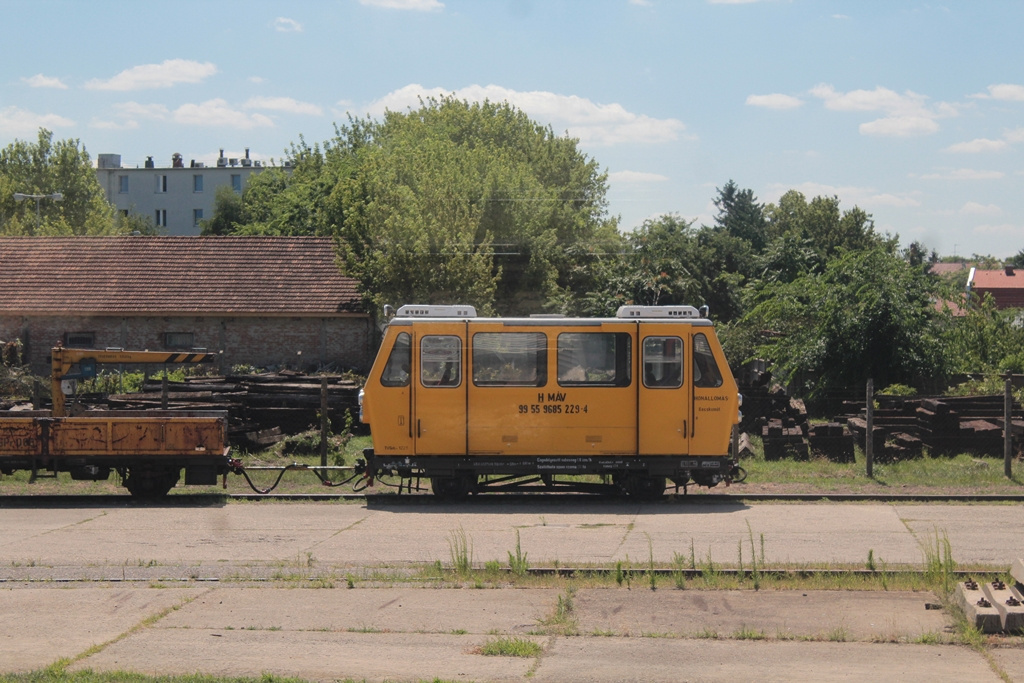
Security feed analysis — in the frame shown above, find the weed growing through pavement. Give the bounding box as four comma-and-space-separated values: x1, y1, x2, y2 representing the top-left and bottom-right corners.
477, 636, 543, 657
448, 526, 473, 576
508, 529, 529, 577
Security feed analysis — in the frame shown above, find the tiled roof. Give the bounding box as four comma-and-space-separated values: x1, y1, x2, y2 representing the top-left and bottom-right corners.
0, 236, 364, 316
970, 268, 1024, 309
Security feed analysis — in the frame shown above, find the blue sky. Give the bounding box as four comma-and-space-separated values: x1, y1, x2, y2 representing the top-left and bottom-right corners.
2, 0, 1022, 257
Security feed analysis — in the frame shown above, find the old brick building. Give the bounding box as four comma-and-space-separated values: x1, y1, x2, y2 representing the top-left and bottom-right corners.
0, 236, 372, 376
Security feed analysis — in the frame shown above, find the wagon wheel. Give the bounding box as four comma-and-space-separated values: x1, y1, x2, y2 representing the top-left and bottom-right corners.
622, 474, 666, 500
124, 465, 180, 498
430, 474, 474, 500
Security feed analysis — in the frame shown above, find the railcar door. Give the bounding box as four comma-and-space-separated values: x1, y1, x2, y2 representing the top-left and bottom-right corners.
689, 328, 738, 457
412, 324, 468, 455
638, 327, 690, 455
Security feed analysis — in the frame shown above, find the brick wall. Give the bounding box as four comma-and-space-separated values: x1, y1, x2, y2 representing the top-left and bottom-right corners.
0, 314, 373, 376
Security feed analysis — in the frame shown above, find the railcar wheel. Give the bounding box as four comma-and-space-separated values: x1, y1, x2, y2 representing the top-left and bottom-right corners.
124, 466, 180, 498
430, 474, 474, 500
627, 475, 667, 500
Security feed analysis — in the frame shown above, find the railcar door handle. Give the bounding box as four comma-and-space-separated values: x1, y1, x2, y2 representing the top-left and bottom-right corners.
417, 419, 422, 438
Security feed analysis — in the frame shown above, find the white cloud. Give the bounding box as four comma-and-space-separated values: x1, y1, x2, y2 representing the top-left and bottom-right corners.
918, 168, 1005, 180
0, 107, 74, 135
273, 17, 303, 32
84, 59, 217, 91
359, 0, 444, 10
746, 93, 803, 110
810, 83, 955, 137
362, 84, 687, 146
113, 102, 171, 120
89, 117, 139, 131
973, 223, 1024, 237
971, 84, 1024, 101
629, 0, 652, 6
708, 0, 763, 4
173, 99, 275, 129
22, 74, 67, 90
944, 138, 1008, 153
244, 96, 323, 116
961, 202, 1002, 216
608, 170, 669, 183
249, 76, 266, 85
859, 116, 939, 137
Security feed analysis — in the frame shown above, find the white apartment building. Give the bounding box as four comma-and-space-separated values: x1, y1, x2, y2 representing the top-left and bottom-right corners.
95, 150, 269, 235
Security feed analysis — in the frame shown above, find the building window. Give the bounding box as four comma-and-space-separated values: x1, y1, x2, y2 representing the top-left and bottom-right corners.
164, 332, 195, 349
155, 209, 167, 227
155, 174, 168, 193
193, 174, 203, 193
118, 175, 129, 193
65, 332, 95, 348
193, 209, 203, 227
231, 174, 242, 193
120, 209, 129, 217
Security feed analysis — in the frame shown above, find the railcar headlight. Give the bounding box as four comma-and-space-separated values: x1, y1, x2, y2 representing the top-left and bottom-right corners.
737, 393, 743, 407
358, 388, 365, 421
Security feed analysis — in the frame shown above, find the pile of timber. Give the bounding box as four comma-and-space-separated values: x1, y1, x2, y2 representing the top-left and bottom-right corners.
840, 394, 1022, 462
78, 372, 361, 449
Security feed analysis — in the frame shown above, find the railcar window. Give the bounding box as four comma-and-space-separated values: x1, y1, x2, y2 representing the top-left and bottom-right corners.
643, 336, 683, 388
420, 335, 462, 388
693, 333, 724, 388
557, 332, 631, 387
380, 332, 411, 387
472, 332, 547, 386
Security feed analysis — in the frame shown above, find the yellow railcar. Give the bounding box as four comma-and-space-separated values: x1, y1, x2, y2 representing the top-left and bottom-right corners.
358, 304, 742, 498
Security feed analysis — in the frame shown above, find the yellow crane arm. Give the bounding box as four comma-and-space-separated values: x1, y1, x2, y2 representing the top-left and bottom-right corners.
50, 346, 217, 417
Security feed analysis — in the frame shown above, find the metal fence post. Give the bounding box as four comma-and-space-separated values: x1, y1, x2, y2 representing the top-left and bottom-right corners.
1005, 374, 1013, 479
866, 379, 874, 478
321, 377, 329, 469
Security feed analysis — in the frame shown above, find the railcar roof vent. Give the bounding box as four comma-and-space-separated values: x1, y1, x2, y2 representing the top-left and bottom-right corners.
396, 304, 477, 318
616, 305, 702, 319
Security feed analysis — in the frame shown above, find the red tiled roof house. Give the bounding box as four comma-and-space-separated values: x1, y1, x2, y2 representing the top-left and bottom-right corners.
967, 265, 1024, 310
0, 236, 371, 375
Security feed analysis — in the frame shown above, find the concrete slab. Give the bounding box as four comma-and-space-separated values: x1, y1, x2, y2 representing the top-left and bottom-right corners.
896, 505, 1024, 565
990, 646, 1024, 682
532, 638, 997, 683
574, 589, 948, 641
69, 630, 537, 682
0, 586, 206, 674
159, 586, 556, 634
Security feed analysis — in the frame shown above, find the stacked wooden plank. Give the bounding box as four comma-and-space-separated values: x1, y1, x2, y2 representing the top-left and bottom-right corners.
76, 372, 362, 449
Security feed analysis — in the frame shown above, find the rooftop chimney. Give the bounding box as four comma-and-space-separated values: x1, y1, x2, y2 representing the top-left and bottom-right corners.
1005, 264, 1016, 276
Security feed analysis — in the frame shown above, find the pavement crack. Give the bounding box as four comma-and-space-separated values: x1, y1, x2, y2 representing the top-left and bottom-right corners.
56, 586, 215, 673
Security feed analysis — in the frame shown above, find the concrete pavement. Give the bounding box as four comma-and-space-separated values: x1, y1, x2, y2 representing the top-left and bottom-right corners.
1, 499, 1022, 681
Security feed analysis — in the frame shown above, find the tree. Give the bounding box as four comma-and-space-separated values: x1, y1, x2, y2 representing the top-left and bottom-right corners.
210, 97, 617, 316
714, 180, 768, 251
741, 245, 944, 396
0, 129, 120, 235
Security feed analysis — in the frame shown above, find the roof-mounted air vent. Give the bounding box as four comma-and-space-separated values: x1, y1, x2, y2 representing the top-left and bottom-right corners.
616, 305, 702, 319
396, 305, 477, 318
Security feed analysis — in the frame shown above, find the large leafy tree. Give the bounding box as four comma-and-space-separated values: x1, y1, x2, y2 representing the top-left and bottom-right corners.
208, 98, 617, 316
0, 129, 121, 235
741, 244, 944, 396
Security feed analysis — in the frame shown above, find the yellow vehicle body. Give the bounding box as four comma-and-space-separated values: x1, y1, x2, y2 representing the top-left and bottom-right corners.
360, 305, 741, 497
